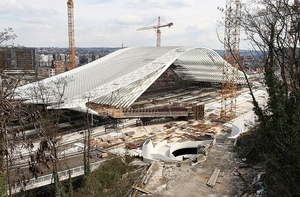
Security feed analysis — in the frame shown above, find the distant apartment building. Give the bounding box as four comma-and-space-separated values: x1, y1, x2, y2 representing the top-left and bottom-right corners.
37, 67, 52, 79
0, 47, 37, 85
37, 54, 54, 67
37, 60, 66, 79
53, 60, 66, 75
0, 47, 36, 70
53, 53, 67, 62
0, 47, 115, 83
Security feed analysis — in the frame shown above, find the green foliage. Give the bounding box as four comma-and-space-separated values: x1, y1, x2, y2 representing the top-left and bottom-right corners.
0, 174, 7, 197
65, 168, 73, 197
53, 166, 65, 197
256, 30, 300, 197
75, 155, 135, 197
240, 1, 300, 196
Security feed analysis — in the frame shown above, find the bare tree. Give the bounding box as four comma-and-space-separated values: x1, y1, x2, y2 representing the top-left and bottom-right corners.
0, 28, 38, 196
83, 102, 91, 178
0, 28, 16, 46
23, 76, 72, 197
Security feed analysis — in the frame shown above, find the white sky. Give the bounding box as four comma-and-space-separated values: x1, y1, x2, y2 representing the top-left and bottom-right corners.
0, 0, 229, 49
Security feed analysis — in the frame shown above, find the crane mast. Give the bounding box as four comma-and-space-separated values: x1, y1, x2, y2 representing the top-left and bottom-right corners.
67, 0, 76, 70
137, 16, 173, 47
220, 0, 241, 120
157, 17, 161, 47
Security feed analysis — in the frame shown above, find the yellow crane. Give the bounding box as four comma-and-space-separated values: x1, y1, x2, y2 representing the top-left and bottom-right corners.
67, 0, 76, 70
220, 0, 241, 120
137, 16, 173, 47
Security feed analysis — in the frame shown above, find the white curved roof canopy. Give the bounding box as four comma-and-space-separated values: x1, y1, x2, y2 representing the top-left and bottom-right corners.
15, 46, 246, 112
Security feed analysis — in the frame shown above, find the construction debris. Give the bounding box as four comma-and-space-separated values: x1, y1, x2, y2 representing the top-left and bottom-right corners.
132, 186, 151, 194
129, 161, 160, 196
197, 144, 210, 156
125, 139, 145, 149
206, 168, 220, 187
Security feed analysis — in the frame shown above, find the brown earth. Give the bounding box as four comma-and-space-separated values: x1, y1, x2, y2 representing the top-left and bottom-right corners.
136, 132, 252, 197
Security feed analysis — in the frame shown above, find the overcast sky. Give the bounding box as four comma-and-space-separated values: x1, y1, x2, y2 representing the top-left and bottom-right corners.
0, 0, 229, 49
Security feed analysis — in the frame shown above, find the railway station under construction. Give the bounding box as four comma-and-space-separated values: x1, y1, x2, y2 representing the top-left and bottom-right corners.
15, 46, 248, 123
9, 46, 267, 196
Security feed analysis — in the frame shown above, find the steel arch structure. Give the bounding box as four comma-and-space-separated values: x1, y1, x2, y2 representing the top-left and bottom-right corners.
16, 46, 246, 113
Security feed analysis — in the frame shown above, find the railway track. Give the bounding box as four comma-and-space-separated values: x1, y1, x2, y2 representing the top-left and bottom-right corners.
8, 119, 137, 170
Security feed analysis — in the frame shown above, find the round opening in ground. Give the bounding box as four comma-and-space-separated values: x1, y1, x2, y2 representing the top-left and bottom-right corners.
172, 147, 197, 160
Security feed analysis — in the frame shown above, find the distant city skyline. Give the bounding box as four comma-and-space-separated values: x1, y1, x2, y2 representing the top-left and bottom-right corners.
0, 0, 243, 49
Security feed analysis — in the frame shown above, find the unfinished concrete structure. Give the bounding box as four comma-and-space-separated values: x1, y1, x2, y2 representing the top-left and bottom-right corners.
141, 138, 214, 163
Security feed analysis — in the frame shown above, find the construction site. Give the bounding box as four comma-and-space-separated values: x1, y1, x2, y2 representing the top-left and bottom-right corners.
4, 0, 270, 196
9, 85, 267, 196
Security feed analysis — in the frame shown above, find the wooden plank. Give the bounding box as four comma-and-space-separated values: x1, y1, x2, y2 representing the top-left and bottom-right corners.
131, 163, 153, 197
132, 186, 151, 194
206, 168, 220, 187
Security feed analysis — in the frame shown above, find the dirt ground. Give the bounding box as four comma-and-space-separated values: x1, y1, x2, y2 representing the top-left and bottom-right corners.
44, 125, 248, 197
137, 132, 246, 197
12, 122, 262, 197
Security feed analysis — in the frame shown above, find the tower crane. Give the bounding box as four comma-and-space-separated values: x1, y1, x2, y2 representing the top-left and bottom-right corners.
137, 16, 173, 47
220, 0, 299, 120
67, 0, 76, 70
220, 0, 241, 120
